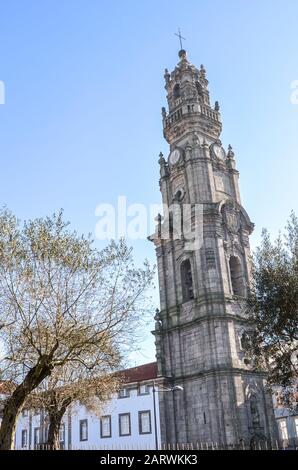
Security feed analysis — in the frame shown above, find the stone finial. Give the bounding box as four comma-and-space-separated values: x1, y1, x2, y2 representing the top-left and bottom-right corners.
159, 153, 168, 179
158, 152, 165, 164
164, 68, 170, 86
156, 213, 162, 238
227, 144, 235, 159
154, 308, 162, 330
215, 101, 220, 111
200, 64, 206, 79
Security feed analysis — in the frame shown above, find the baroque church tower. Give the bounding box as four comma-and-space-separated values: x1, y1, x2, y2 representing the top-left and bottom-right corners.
150, 49, 277, 447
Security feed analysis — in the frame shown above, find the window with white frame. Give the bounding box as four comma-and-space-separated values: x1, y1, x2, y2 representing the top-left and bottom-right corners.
43, 423, 50, 443
100, 415, 111, 438
79, 419, 88, 441
279, 420, 288, 441
294, 417, 298, 437
21, 429, 27, 448
119, 413, 131, 436
118, 388, 130, 398
139, 410, 152, 434
34, 427, 40, 447
138, 384, 150, 395
22, 409, 28, 418
59, 423, 65, 442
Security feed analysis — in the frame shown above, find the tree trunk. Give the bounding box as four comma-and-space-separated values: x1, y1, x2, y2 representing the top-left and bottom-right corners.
47, 414, 62, 450
47, 398, 71, 450
0, 357, 53, 450
0, 397, 21, 450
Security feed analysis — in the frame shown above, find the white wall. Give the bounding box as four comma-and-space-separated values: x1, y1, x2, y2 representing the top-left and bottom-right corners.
14, 383, 161, 450
15, 411, 48, 450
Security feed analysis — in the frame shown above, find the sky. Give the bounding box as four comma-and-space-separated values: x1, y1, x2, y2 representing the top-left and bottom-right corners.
0, 0, 298, 366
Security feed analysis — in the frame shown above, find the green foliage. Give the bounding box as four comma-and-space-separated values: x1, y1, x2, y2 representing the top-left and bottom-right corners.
247, 212, 298, 408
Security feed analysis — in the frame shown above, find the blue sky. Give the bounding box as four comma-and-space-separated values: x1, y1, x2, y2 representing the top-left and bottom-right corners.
0, 0, 298, 365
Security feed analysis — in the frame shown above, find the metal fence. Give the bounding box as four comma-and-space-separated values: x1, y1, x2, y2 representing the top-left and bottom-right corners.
15, 439, 298, 451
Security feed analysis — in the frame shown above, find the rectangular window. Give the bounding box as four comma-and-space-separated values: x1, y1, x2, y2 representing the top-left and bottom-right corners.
118, 388, 130, 399
139, 410, 152, 434
294, 417, 298, 437
34, 427, 40, 447
119, 413, 131, 436
44, 424, 49, 443
59, 423, 65, 442
138, 384, 150, 395
21, 429, 27, 448
22, 409, 28, 418
279, 420, 288, 441
100, 415, 112, 438
79, 419, 88, 441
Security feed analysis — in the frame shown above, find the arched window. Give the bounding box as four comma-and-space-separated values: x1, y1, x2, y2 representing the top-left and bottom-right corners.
249, 394, 261, 427
229, 256, 245, 297
173, 83, 181, 100
181, 259, 194, 302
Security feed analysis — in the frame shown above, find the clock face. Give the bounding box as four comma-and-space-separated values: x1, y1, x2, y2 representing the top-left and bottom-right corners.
213, 143, 225, 159
169, 149, 180, 165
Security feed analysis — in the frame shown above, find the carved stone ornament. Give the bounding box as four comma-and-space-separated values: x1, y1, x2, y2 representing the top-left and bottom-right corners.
245, 383, 260, 400
223, 201, 240, 234
173, 125, 185, 138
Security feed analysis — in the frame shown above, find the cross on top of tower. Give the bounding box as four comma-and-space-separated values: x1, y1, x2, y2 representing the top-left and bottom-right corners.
174, 28, 186, 51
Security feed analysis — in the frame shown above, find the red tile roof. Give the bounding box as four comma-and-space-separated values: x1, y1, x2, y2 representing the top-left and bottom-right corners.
119, 362, 158, 384
0, 364, 158, 397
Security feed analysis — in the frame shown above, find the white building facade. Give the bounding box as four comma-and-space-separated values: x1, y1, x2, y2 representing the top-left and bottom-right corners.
14, 362, 162, 450
273, 388, 298, 448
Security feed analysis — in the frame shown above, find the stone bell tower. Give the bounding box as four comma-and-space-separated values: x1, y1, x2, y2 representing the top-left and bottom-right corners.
149, 49, 277, 447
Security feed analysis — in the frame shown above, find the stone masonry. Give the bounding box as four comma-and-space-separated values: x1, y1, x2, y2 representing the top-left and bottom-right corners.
149, 49, 278, 447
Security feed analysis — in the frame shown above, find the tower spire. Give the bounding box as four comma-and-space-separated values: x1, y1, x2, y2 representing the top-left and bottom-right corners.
174, 28, 186, 52
150, 48, 278, 448
162, 48, 221, 145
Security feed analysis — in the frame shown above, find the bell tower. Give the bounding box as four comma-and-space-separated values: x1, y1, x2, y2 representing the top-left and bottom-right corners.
150, 49, 277, 447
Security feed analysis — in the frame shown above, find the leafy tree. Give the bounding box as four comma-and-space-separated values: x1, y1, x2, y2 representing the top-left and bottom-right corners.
0, 208, 153, 449
246, 212, 298, 408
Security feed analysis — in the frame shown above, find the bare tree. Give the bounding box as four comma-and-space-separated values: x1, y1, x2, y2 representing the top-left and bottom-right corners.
25, 363, 121, 450
0, 208, 154, 449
